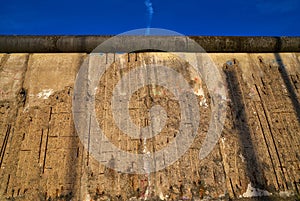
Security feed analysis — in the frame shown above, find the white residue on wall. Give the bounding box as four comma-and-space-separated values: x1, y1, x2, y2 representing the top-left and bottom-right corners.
37, 89, 53, 99
194, 87, 208, 108
241, 183, 272, 198
239, 153, 245, 163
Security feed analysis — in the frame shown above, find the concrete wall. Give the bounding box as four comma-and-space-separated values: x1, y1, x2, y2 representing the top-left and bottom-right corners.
0, 52, 299, 200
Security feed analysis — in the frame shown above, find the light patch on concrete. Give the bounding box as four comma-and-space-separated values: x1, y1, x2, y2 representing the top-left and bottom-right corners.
118, 55, 127, 69
241, 183, 272, 198
143, 137, 151, 200
85, 193, 91, 201
239, 153, 245, 162
221, 137, 226, 144
159, 191, 165, 200
194, 87, 208, 107
37, 89, 53, 99
279, 190, 294, 197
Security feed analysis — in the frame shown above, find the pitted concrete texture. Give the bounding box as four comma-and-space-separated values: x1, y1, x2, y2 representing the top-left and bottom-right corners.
0, 53, 299, 201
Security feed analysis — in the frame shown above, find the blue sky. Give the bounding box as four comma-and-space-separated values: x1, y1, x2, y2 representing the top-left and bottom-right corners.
0, 0, 299, 36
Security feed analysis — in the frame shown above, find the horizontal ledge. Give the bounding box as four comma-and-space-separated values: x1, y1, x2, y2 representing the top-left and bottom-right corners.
0, 35, 299, 53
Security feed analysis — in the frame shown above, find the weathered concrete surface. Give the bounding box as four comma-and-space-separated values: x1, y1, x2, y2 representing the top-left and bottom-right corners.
0, 52, 299, 201
0, 36, 300, 53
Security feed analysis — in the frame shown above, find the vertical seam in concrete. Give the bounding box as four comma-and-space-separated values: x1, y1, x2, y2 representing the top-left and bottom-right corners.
42, 129, 49, 174
38, 129, 44, 163
19, 54, 30, 108
42, 107, 52, 174
87, 114, 91, 167
4, 174, 10, 194
229, 178, 236, 198
0, 124, 11, 168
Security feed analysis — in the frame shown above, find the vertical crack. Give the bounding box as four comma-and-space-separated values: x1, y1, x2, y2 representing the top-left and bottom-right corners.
0, 124, 11, 168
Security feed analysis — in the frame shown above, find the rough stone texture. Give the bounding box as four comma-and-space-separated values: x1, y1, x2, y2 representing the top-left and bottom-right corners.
0, 52, 299, 201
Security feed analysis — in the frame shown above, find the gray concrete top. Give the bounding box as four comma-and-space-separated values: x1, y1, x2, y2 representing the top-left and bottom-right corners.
0, 35, 299, 53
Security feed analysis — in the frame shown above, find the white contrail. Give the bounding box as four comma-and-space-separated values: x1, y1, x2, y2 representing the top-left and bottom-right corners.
144, 0, 154, 35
